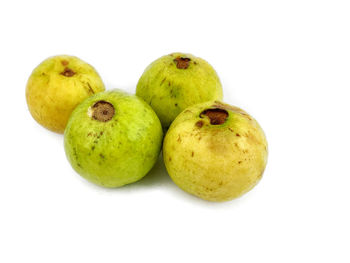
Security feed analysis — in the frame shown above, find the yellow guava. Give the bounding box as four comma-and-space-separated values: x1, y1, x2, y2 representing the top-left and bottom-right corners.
163, 101, 268, 202
26, 55, 105, 133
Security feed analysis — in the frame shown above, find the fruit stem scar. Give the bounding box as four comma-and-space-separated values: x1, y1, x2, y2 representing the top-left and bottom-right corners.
91, 100, 115, 122
200, 108, 228, 125
173, 56, 191, 69
61, 67, 76, 77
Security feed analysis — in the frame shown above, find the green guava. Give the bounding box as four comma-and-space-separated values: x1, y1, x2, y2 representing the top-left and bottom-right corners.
136, 52, 223, 129
64, 90, 163, 187
26, 55, 105, 133
163, 101, 268, 202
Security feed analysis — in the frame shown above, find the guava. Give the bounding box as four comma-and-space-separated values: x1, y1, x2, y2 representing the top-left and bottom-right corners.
163, 101, 268, 202
26, 55, 105, 133
64, 90, 163, 187
136, 52, 223, 129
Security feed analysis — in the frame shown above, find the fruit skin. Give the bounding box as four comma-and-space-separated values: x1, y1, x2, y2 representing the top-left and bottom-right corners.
26, 55, 105, 133
136, 52, 223, 129
64, 90, 163, 188
163, 101, 268, 202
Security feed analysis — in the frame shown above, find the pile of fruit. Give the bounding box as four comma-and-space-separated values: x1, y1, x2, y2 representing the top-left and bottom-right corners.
26, 53, 268, 202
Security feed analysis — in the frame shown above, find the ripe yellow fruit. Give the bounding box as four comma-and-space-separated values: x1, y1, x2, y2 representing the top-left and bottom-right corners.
26, 55, 105, 133
163, 101, 268, 202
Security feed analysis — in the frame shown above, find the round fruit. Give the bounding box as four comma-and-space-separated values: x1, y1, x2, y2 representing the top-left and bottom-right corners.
163, 101, 268, 202
64, 90, 163, 188
26, 55, 105, 133
136, 52, 223, 129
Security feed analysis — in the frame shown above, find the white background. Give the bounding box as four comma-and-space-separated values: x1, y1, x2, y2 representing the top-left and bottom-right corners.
0, 0, 349, 262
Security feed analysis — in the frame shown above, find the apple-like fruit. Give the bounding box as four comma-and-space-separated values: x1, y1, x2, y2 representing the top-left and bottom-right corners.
136, 52, 223, 129
26, 55, 105, 133
64, 90, 163, 187
163, 101, 268, 202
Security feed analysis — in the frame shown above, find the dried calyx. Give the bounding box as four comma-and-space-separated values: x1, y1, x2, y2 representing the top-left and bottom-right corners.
91, 101, 115, 122
61, 67, 76, 77
174, 57, 191, 69
200, 108, 228, 125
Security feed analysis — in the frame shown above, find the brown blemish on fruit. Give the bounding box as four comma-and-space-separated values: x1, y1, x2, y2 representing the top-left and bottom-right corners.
160, 78, 166, 85
168, 157, 172, 162
85, 82, 95, 95
177, 135, 181, 142
240, 112, 252, 120
205, 187, 213, 192
174, 56, 191, 69
191, 152, 194, 157
200, 108, 228, 125
61, 67, 75, 77
236, 133, 240, 137
61, 60, 69, 66
96, 132, 104, 139
228, 128, 234, 132
238, 161, 242, 164
91, 101, 115, 122
195, 120, 204, 128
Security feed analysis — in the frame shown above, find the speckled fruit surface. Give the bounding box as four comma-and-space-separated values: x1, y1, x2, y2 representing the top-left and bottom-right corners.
163, 101, 268, 202
64, 90, 163, 188
136, 52, 223, 129
26, 55, 105, 133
